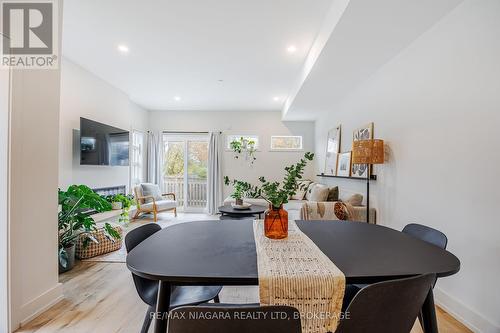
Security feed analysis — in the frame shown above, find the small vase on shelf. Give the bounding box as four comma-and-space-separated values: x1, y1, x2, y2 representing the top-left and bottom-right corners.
264, 204, 288, 239
235, 198, 243, 206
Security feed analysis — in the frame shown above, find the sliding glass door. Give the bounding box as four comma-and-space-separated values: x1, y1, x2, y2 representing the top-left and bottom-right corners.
163, 134, 208, 212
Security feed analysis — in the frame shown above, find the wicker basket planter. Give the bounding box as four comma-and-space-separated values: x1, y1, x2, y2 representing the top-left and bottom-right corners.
75, 224, 123, 259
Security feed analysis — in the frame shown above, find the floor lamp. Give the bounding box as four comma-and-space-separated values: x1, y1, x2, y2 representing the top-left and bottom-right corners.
352, 139, 384, 223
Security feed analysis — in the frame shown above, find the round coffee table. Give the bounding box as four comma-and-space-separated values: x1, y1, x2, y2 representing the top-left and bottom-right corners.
218, 204, 266, 219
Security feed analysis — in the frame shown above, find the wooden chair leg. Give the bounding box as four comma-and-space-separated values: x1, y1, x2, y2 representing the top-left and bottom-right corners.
174, 208, 177, 217
141, 305, 155, 333
132, 210, 140, 220
153, 210, 157, 222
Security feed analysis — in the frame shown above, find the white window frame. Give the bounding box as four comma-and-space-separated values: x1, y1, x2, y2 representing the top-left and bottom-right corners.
225, 134, 260, 151
270, 135, 303, 151
130, 130, 146, 188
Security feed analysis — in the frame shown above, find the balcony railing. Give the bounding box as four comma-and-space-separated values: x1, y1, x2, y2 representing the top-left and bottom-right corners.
164, 176, 207, 209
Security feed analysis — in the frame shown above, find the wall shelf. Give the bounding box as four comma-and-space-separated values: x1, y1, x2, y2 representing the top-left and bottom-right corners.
317, 174, 377, 181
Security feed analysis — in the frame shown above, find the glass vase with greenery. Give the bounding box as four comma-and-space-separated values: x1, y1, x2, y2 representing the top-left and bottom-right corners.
58, 185, 121, 272
224, 152, 314, 238
258, 152, 314, 238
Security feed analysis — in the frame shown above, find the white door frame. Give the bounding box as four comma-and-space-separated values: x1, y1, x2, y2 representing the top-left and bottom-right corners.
162, 133, 208, 213
0, 68, 11, 333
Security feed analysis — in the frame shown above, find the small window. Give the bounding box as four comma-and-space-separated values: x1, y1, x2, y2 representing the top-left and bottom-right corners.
226, 135, 259, 150
270, 136, 303, 150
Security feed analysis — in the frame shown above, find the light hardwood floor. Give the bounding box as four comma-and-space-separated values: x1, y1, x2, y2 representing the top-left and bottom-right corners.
16, 261, 471, 333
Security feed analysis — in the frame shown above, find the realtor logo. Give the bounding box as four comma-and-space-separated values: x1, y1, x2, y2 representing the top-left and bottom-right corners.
1, 0, 58, 69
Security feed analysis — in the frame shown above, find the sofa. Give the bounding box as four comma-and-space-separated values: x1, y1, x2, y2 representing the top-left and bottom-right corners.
223, 181, 376, 223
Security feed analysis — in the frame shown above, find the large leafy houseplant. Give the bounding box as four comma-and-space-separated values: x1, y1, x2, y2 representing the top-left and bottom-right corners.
58, 185, 121, 272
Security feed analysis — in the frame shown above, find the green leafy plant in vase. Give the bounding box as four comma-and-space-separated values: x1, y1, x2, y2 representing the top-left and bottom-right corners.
58, 185, 121, 273
258, 152, 314, 239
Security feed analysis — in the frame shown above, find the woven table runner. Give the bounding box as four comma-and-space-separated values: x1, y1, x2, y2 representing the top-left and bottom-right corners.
253, 220, 345, 333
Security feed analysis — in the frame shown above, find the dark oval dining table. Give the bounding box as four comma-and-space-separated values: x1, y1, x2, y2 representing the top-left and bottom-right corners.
127, 220, 460, 333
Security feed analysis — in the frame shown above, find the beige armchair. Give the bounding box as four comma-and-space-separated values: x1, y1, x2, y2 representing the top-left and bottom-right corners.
133, 184, 177, 222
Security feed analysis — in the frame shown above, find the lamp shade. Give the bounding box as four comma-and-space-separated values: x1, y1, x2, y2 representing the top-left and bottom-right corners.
352, 139, 384, 164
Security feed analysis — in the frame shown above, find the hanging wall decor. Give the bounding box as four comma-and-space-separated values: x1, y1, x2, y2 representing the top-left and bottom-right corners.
229, 136, 257, 165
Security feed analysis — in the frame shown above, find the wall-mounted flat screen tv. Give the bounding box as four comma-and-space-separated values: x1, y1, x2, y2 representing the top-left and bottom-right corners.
80, 117, 129, 166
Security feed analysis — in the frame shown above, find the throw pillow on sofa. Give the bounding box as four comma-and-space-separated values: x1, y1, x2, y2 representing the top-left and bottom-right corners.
309, 184, 330, 202
345, 193, 363, 206
306, 183, 338, 202
327, 186, 339, 202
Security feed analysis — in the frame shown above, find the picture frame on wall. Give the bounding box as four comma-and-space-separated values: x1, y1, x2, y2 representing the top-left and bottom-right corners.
336, 152, 352, 177
352, 122, 374, 178
324, 125, 341, 175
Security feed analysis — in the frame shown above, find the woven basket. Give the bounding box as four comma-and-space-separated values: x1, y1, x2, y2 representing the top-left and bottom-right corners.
75, 224, 123, 259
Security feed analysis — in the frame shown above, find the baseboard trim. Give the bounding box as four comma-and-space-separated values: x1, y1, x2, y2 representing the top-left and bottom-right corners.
19, 283, 63, 327
434, 287, 500, 333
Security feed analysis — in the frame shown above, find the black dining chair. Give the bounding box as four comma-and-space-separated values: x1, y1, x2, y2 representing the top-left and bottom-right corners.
343, 223, 448, 322
336, 274, 435, 333
402, 223, 448, 253
167, 305, 301, 333
125, 223, 223, 333
402, 223, 447, 327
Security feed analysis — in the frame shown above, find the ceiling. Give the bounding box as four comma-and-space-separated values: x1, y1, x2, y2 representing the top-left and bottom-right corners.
62, 0, 333, 111
283, 0, 464, 120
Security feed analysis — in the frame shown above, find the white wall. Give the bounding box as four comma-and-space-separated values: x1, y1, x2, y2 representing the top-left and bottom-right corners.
148, 110, 315, 198
59, 58, 148, 191
9, 66, 64, 330
0, 68, 10, 333
314, 1, 500, 331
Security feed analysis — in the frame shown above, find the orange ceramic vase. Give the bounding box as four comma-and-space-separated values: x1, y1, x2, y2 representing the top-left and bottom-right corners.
264, 204, 288, 239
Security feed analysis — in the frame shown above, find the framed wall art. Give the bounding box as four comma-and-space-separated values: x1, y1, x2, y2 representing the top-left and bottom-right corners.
336, 152, 352, 177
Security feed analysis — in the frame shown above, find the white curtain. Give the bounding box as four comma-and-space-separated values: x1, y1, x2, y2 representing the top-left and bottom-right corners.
146, 131, 164, 190
207, 132, 223, 215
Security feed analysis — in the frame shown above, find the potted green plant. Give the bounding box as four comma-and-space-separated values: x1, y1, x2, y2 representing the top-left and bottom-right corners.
257, 152, 314, 239
105, 194, 135, 224
58, 185, 121, 273
224, 177, 261, 205
229, 137, 257, 165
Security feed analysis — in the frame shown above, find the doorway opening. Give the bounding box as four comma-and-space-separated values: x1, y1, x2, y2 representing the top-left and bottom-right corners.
162, 133, 209, 212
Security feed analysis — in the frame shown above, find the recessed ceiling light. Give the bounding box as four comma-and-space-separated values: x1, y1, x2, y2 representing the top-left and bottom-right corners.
174, 96, 181, 101
286, 45, 297, 53
117, 44, 129, 54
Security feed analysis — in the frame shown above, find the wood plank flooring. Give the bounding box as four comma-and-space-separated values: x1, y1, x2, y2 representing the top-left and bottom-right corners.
16, 261, 471, 333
